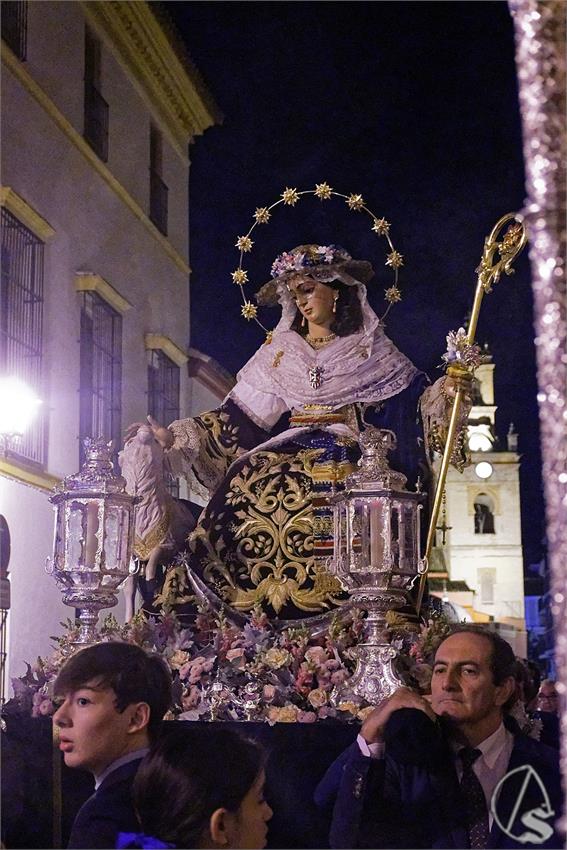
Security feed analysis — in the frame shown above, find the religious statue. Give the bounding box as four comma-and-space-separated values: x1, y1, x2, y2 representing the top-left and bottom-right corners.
124, 243, 471, 622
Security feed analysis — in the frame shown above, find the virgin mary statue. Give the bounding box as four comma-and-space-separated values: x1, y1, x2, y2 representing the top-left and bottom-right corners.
128, 244, 469, 621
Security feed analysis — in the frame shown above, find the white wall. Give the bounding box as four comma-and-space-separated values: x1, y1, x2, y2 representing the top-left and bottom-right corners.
2, 1, 193, 685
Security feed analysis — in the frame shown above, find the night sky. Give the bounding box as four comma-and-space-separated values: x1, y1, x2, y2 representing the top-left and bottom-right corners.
160, 1, 544, 568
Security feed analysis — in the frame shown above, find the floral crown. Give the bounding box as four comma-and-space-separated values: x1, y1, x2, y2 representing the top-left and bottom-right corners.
270, 245, 350, 278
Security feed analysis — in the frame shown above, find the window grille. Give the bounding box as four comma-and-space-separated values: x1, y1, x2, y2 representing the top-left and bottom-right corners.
148, 349, 180, 497
1, 1, 27, 61
0, 208, 45, 466
149, 124, 168, 235
84, 28, 108, 162
79, 291, 122, 466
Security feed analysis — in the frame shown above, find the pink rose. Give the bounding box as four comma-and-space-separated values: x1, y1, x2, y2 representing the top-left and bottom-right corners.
297, 710, 317, 723
262, 684, 276, 701
305, 646, 328, 666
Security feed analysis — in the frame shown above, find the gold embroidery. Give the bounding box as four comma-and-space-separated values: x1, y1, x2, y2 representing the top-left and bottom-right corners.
134, 510, 170, 560
272, 350, 284, 367
191, 450, 344, 614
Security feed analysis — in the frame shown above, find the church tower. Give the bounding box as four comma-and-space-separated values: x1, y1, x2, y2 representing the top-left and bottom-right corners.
431, 347, 526, 655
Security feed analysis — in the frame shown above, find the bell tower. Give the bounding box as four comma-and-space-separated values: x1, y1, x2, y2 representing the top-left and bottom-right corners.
431, 346, 526, 655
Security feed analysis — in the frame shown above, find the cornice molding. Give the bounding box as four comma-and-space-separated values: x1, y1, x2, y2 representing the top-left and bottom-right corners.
75, 272, 133, 314
0, 187, 55, 241
80, 1, 220, 159
2, 42, 190, 276
0, 458, 61, 492
145, 333, 188, 366
187, 348, 235, 400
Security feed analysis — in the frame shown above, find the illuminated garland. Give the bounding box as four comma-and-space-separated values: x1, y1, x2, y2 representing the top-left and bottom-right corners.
231, 183, 404, 341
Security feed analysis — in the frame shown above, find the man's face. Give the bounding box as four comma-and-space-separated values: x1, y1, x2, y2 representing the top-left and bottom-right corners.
430, 633, 513, 734
53, 680, 141, 776
537, 682, 559, 714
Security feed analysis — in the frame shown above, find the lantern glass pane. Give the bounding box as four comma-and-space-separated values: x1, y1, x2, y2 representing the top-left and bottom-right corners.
104, 505, 129, 570
68, 503, 86, 566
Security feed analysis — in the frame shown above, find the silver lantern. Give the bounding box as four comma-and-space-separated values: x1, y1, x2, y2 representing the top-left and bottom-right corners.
329, 428, 427, 704
46, 438, 138, 645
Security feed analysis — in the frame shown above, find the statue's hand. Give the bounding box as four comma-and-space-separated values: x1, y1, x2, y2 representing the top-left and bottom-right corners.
123, 416, 174, 449
444, 367, 474, 406
146, 415, 174, 450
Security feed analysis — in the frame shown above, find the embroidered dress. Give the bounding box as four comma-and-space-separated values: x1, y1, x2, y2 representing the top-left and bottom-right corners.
164, 265, 457, 622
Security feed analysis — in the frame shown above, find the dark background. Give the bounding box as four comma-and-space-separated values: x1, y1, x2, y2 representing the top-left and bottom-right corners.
160, 1, 544, 569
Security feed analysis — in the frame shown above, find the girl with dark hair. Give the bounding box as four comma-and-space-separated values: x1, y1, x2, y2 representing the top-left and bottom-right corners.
125, 244, 471, 622
117, 727, 272, 849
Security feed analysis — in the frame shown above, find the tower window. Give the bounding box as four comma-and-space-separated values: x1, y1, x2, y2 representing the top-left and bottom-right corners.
473, 493, 495, 534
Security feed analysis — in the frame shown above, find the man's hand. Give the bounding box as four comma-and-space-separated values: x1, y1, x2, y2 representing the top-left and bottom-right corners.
360, 687, 436, 744
123, 416, 174, 449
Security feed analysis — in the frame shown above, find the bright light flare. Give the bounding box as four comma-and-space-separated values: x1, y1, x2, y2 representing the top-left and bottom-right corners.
0, 377, 42, 437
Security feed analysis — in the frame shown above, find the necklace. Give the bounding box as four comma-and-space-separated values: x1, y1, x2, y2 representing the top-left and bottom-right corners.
305, 332, 336, 349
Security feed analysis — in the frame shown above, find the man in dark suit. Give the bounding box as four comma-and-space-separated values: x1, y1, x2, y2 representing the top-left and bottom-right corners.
316, 626, 562, 849
53, 641, 172, 849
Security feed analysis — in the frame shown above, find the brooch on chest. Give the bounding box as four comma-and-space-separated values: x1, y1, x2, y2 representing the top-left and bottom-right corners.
308, 365, 325, 389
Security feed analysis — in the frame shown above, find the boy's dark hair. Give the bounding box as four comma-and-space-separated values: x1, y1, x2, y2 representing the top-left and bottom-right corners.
290, 279, 364, 337
54, 642, 172, 738
134, 726, 265, 847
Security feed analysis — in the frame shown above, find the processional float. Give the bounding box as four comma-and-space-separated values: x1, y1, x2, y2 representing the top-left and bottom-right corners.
44, 212, 527, 705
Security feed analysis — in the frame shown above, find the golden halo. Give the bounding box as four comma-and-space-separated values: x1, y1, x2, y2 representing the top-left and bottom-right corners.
231, 184, 404, 341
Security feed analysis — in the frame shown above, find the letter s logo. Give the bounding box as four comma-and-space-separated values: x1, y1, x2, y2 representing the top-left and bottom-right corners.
517, 807, 555, 845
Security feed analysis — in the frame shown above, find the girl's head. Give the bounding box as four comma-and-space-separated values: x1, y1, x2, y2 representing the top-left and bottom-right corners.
133, 726, 272, 849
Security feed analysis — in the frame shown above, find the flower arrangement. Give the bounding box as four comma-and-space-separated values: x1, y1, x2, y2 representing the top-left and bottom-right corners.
7, 598, 452, 725
441, 327, 482, 371
270, 245, 348, 279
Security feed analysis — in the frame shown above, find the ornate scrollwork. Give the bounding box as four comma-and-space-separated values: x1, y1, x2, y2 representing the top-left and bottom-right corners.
190, 450, 344, 615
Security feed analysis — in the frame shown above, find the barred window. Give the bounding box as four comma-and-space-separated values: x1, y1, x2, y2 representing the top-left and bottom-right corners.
0, 208, 45, 466
84, 27, 108, 162
148, 349, 180, 496
79, 291, 122, 466
1, 1, 28, 61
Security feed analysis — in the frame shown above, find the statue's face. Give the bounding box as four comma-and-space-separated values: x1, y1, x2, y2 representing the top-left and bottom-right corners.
288, 275, 337, 329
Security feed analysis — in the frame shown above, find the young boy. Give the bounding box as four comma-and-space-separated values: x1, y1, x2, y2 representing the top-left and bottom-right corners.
53, 642, 172, 849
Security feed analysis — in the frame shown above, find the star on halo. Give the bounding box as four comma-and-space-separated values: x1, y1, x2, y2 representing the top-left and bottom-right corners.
372, 218, 391, 236
314, 182, 333, 200
385, 286, 402, 303
281, 187, 300, 206
346, 193, 365, 211
231, 269, 248, 285
235, 235, 254, 252
253, 207, 271, 224
386, 250, 404, 269
241, 302, 258, 320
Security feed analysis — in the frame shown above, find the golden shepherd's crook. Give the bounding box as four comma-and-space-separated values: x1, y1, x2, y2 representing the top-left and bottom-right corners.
416, 213, 528, 616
